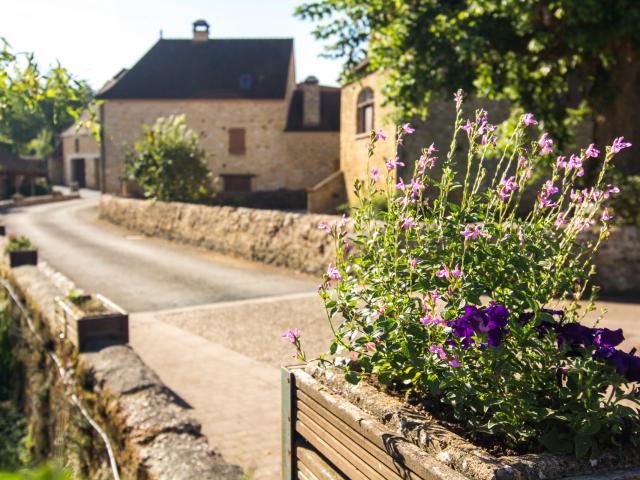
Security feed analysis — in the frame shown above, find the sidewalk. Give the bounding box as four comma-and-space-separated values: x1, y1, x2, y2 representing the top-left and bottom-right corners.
130, 311, 283, 480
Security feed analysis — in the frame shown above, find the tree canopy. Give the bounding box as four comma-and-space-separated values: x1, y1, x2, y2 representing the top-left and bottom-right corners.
296, 0, 640, 171
0, 39, 93, 157
126, 114, 212, 202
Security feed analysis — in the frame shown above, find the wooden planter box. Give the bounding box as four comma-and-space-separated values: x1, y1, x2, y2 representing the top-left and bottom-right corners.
54, 294, 129, 352
8, 249, 38, 267
282, 366, 640, 480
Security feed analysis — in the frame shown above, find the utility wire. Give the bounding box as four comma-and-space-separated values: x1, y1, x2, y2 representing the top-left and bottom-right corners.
1, 279, 121, 480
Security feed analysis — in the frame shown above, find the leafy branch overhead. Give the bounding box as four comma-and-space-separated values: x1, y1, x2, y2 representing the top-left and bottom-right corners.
295, 0, 640, 168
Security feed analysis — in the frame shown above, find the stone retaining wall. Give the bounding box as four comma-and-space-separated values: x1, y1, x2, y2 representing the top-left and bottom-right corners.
99, 194, 640, 294
2, 257, 242, 479
99, 194, 337, 276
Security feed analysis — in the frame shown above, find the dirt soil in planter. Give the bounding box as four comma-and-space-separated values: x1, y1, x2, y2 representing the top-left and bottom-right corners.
307, 365, 640, 480
72, 297, 112, 316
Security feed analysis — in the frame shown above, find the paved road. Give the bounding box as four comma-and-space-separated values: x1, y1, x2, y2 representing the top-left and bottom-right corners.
3, 195, 317, 312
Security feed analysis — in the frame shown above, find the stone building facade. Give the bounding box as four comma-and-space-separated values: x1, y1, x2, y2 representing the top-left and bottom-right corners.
60, 114, 101, 189
95, 21, 340, 206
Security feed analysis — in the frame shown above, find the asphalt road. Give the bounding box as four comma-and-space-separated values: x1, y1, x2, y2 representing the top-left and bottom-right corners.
2, 194, 317, 312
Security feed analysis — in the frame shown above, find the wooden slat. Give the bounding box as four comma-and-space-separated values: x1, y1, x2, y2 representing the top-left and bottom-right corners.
298, 401, 407, 480
297, 458, 320, 480
297, 420, 369, 480
298, 410, 390, 480
297, 445, 346, 480
293, 369, 467, 480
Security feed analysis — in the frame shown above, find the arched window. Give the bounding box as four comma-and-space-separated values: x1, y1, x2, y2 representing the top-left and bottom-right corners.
356, 88, 374, 134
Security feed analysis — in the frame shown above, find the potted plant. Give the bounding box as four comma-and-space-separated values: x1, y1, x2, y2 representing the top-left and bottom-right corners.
54, 289, 129, 352
5, 235, 38, 267
282, 93, 639, 479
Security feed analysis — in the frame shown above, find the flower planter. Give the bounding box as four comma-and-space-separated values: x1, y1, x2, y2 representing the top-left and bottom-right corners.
54, 294, 129, 352
282, 366, 640, 480
8, 249, 38, 267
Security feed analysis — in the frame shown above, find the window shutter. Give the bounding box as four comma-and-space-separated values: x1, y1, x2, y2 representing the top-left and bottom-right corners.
229, 128, 246, 155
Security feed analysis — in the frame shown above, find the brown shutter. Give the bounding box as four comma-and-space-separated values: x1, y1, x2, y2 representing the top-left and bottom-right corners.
229, 128, 246, 155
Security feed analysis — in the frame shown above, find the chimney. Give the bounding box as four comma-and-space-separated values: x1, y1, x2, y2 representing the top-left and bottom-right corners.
301, 76, 321, 127
192, 19, 210, 41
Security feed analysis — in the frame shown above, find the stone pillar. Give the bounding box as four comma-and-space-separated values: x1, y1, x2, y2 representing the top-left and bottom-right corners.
301, 76, 321, 127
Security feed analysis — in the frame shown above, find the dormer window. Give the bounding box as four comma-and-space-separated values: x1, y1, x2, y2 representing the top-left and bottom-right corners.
356, 88, 374, 134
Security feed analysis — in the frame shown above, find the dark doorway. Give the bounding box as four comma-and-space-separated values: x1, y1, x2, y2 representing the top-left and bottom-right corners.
71, 158, 86, 188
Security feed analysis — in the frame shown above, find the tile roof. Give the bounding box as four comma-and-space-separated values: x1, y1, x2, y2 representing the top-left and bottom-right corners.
96, 38, 293, 100
285, 86, 341, 132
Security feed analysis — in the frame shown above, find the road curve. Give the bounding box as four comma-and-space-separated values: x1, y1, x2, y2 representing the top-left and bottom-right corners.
2, 195, 317, 312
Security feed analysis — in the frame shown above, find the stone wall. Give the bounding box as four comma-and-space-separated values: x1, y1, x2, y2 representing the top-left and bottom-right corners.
100, 194, 640, 295
1, 257, 242, 479
99, 194, 336, 276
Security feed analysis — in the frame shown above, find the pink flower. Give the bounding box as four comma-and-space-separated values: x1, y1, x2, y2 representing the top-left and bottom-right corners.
410, 257, 418, 269
374, 129, 387, 142
395, 177, 406, 191
327, 265, 341, 281
436, 266, 450, 279
451, 264, 463, 278
364, 342, 376, 352
461, 224, 490, 241
585, 143, 600, 158
448, 357, 462, 368
601, 208, 613, 222
370, 167, 383, 182
385, 156, 405, 170
522, 113, 538, 126
518, 229, 525, 245
318, 221, 330, 233
453, 91, 463, 108
427, 143, 438, 156
556, 156, 567, 169
418, 154, 436, 172
498, 176, 518, 201
603, 184, 620, 199
538, 133, 554, 155
518, 156, 529, 168
567, 154, 582, 172
554, 211, 567, 229
348, 351, 359, 362
402, 123, 416, 134
429, 344, 449, 360
611, 137, 632, 154
281, 328, 300, 344
460, 120, 473, 133
400, 215, 417, 230
430, 289, 439, 302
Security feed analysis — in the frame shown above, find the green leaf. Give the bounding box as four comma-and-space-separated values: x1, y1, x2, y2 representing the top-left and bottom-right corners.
344, 371, 360, 385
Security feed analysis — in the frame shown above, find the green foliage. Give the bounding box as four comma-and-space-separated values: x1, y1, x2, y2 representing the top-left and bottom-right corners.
295, 0, 640, 144
0, 464, 75, 480
0, 39, 93, 157
308, 98, 639, 458
126, 114, 213, 202
4, 237, 35, 254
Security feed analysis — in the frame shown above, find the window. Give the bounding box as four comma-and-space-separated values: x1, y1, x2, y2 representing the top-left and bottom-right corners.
74, 138, 80, 153
229, 128, 246, 155
222, 174, 252, 192
356, 88, 374, 134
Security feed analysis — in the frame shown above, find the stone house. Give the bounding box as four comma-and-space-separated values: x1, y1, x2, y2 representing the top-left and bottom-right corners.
309, 67, 512, 213
60, 112, 101, 189
93, 20, 340, 206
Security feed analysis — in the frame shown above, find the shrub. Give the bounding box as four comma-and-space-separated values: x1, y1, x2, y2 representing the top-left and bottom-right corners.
288, 92, 639, 458
4, 237, 34, 254
126, 114, 212, 202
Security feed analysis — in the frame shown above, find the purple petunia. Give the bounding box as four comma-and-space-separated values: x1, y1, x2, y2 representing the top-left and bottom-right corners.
450, 303, 510, 348
522, 113, 538, 126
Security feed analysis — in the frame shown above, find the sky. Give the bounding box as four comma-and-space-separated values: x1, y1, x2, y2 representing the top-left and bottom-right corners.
0, 0, 343, 90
